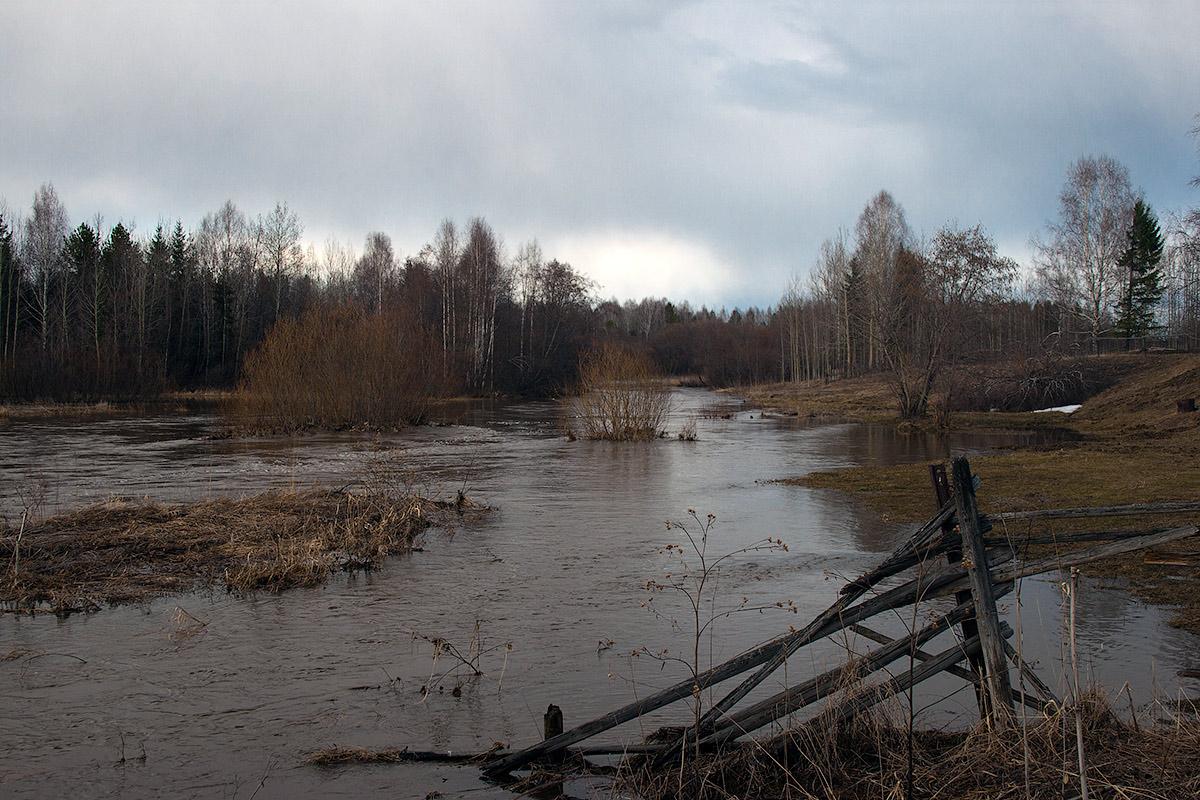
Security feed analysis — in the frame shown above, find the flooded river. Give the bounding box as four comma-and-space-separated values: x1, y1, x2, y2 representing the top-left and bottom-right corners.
1, 390, 1196, 798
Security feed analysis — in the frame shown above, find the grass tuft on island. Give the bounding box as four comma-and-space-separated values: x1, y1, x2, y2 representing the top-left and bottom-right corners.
761, 352, 1200, 632
1, 488, 481, 616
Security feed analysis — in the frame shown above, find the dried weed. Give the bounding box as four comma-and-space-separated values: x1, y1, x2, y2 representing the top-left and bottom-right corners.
0, 488, 478, 614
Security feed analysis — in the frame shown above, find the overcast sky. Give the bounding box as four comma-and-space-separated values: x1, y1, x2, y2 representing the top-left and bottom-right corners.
2, 1, 1198, 309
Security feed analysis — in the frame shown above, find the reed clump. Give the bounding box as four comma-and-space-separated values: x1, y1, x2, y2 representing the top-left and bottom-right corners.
567, 342, 672, 441
229, 303, 443, 433
625, 692, 1200, 800
0, 488, 475, 615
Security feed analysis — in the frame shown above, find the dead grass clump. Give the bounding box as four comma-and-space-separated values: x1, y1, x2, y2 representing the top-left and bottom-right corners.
0, 489, 475, 614
307, 742, 507, 766
567, 343, 672, 441
308, 747, 423, 766
625, 693, 1200, 799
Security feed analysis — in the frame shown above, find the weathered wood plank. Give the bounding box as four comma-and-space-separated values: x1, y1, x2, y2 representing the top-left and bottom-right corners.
932, 462, 989, 718
704, 599, 982, 744
852, 623, 1048, 713
989, 501, 1200, 523
952, 456, 1015, 723
971, 525, 1200, 590
984, 527, 1184, 549
812, 624, 1010, 733
839, 499, 957, 595
484, 517, 1196, 777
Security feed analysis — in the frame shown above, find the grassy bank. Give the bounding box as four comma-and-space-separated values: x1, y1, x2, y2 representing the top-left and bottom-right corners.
1, 488, 479, 615
749, 353, 1200, 632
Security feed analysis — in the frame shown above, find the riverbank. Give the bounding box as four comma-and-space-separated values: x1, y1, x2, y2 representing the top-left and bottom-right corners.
623, 692, 1200, 800
740, 352, 1200, 632
1, 488, 479, 615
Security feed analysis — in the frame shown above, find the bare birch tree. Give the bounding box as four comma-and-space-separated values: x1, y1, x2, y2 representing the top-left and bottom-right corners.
354, 231, 397, 316
854, 190, 913, 370
431, 218, 460, 376
259, 201, 303, 322
1033, 155, 1135, 348
22, 183, 69, 359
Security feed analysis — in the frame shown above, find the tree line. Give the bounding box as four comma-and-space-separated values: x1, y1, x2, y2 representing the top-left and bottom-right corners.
2, 134, 1199, 414
776, 146, 1200, 417
0, 186, 794, 402
0, 194, 597, 400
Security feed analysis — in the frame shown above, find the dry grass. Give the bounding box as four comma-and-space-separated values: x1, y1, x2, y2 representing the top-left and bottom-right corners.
734, 373, 898, 423
0, 401, 129, 420
0, 488, 477, 615
625, 693, 1200, 800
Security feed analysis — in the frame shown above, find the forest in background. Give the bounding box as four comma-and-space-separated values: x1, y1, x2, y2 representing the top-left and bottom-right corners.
2, 145, 1199, 419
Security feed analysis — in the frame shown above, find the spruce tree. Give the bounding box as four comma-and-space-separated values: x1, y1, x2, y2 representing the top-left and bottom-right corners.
1113, 199, 1164, 344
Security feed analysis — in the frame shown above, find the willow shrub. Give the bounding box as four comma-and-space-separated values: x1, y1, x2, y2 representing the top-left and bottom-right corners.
569, 343, 672, 440
231, 304, 442, 432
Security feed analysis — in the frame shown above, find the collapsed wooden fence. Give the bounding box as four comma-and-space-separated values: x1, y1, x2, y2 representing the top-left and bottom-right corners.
480, 456, 1200, 779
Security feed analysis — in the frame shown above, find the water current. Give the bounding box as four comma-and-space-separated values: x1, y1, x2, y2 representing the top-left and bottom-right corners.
1, 389, 1196, 798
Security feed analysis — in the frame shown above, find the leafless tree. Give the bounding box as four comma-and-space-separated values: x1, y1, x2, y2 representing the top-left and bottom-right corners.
320, 235, 356, 304
0, 202, 21, 361
1169, 116, 1200, 338
430, 219, 461, 375
880, 224, 1016, 419
812, 229, 851, 377
514, 238, 543, 372
197, 200, 257, 367
258, 201, 304, 321
1163, 210, 1200, 339
459, 218, 509, 393
22, 183, 69, 358
1033, 155, 1136, 348
354, 231, 397, 315
623, 297, 667, 338
854, 190, 914, 370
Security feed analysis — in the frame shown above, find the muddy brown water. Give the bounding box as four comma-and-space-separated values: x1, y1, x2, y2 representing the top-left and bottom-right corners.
1, 389, 1196, 799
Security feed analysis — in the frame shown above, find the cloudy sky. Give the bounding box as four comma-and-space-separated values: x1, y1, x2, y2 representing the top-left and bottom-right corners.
2, 1, 1198, 309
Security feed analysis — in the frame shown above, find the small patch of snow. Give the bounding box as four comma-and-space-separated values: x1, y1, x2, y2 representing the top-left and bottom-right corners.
1032, 404, 1081, 414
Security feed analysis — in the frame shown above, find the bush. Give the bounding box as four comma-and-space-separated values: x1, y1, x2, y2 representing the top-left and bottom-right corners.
567, 342, 672, 440
230, 303, 442, 432
948, 354, 1116, 413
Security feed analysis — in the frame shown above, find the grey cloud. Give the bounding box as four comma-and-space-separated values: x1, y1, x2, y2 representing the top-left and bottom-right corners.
1, 1, 1197, 309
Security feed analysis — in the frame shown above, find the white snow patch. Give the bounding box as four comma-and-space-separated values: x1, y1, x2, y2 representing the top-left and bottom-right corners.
1032, 404, 1081, 414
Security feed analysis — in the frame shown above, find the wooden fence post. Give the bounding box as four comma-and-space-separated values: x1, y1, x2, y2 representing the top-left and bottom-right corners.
930, 463, 988, 719
950, 456, 1014, 725
544, 704, 565, 765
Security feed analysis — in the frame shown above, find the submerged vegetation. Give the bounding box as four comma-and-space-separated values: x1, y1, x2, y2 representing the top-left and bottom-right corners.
228, 303, 443, 432
566, 342, 673, 441
1, 488, 479, 615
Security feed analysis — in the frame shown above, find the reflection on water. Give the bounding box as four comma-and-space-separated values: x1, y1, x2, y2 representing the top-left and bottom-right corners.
0, 389, 1195, 798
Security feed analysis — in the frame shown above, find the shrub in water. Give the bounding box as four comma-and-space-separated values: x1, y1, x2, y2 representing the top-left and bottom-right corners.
231, 303, 442, 432
569, 342, 671, 441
